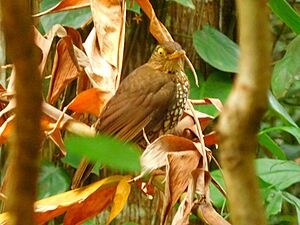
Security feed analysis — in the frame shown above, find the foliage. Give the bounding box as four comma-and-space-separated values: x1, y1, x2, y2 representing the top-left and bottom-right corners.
65, 136, 141, 173
0, 0, 299, 224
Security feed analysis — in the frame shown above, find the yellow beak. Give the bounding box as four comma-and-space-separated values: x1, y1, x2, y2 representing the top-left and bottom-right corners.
168, 49, 186, 60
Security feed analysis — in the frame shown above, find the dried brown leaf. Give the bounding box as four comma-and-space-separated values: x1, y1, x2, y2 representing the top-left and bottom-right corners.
197, 203, 231, 225
171, 170, 198, 225
48, 35, 82, 104
140, 135, 198, 175
91, 0, 125, 69
83, 0, 126, 92
83, 29, 116, 93
161, 151, 200, 225
175, 110, 214, 137
34, 27, 52, 73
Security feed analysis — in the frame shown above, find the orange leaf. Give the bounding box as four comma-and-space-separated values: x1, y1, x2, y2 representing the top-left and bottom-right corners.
67, 88, 110, 116
35, 175, 123, 224
34, 0, 90, 17
203, 132, 218, 146
0, 116, 14, 144
106, 175, 132, 224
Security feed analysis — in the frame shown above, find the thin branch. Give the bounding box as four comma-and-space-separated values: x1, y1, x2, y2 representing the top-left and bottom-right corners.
217, 1, 271, 225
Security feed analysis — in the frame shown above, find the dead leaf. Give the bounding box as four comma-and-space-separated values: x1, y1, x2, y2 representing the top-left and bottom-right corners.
106, 175, 132, 224
197, 203, 231, 225
175, 110, 214, 138
67, 88, 110, 116
0, 116, 14, 144
203, 132, 218, 146
48, 35, 82, 104
140, 135, 198, 176
91, 0, 125, 69
35, 175, 123, 224
136, 180, 155, 199
33, 0, 90, 17
34, 27, 52, 73
161, 151, 200, 225
171, 170, 198, 225
83, 29, 116, 93
83, 0, 126, 92
41, 116, 67, 155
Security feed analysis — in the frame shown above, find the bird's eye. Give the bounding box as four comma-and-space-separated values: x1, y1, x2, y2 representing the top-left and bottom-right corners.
157, 47, 166, 56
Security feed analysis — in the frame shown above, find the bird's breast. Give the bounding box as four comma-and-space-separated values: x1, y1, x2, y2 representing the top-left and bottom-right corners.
162, 72, 189, 133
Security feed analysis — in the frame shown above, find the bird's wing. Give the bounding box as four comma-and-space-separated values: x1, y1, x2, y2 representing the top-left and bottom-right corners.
95, 64, 176, 142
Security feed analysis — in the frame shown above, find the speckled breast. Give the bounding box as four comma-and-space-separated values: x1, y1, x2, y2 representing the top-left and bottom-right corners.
162, 73, 189, 133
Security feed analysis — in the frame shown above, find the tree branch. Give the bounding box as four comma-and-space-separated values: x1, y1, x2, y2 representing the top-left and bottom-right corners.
1, 0, 43, 224
217, 0, 271, 225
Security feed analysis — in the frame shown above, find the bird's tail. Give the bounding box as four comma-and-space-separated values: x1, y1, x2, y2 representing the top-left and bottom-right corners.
71, 157, 95, 189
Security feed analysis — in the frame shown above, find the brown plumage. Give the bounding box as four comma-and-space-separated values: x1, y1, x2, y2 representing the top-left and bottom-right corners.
72, 41, 190, 188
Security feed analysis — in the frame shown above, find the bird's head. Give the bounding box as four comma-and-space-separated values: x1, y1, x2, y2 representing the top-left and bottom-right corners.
148, 41, 185, 73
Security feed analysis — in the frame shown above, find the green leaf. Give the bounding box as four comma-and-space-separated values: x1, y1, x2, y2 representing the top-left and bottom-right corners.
281, 191, 300, 224
256, 158, 300, 190
269, 0, 300, 34
169, 0, 195, 9
126, 0, 141, 14
282, 191, 300, 210
81, 219, 95, 225
62, 149, 101, 175
65, 135, 141, 173
210, 170, 226, 208
39, 0, 91, 33
187, 70, 232, 116
268, 93, 299, 128
257, 133, 287, 160
193, 25, 239, 73
265, 190, 283, 217
259, 126, 300, 144
271, 36, 300, 104
38, 161, 71, 199
121, 223, 140, 225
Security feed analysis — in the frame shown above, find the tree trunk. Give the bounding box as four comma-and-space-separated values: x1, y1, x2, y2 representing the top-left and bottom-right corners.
1, 0, 43, 224
217, 0, 271, 225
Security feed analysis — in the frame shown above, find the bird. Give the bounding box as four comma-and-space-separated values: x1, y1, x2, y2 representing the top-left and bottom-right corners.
71, 41, 190, 189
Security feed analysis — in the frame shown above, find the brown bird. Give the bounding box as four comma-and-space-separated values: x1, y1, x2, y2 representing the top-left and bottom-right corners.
72, 41, 190, 188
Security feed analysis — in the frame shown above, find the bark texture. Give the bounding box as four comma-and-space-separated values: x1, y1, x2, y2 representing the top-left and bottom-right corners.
1, 0, 42, 224
217, 1, 271, 225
